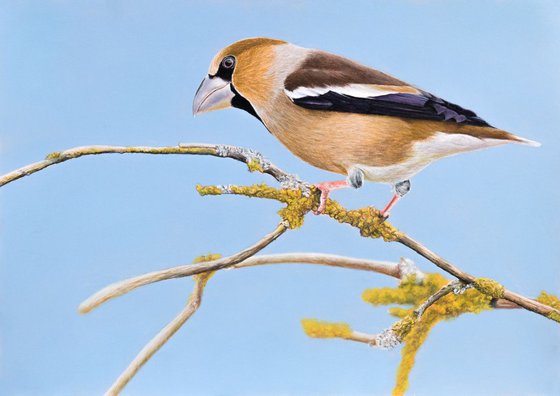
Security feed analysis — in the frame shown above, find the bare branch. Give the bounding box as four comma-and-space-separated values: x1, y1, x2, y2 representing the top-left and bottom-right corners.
0, 144, 308, 190
104, 271, 213, 396
492, 299, 520, 309
232, 253, 413, 279
347, 331, 378, 345
81, 253, 425, 315
95, 252, 415, 393
79, 221, 288, 314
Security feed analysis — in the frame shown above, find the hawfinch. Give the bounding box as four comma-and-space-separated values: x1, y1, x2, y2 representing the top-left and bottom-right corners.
193, 38, 540, 216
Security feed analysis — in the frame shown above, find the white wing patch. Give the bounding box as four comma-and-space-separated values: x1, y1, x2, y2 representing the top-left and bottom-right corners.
285, 83, 404, 100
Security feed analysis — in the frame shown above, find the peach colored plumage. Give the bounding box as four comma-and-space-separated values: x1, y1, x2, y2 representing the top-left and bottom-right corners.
193, 38, 540, 216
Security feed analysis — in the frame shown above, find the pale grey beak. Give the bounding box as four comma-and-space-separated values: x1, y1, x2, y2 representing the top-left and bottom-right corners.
192, 76, 234, 115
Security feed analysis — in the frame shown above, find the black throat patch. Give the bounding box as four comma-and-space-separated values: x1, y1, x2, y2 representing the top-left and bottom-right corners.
230, 85, 262, 122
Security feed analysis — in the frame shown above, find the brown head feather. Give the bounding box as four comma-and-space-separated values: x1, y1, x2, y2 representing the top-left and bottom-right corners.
209, 37, 286, 106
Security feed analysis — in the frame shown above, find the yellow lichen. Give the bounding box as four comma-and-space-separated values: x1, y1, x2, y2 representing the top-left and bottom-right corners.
174, 146, 216, 155
363, 273, 448, 307
196, 183, 400, 239
196, 184, 223, 196
536, 291, 560, 309
536, 291, 560, 322
309, 273, 495, 395
45, 151, 62, 160
393, 309, 440, 396
323, 198, 401, 242
473, 277, 505, 299
192, 253, 222, 264
391, 316, 416, 340
389, 277, 493, 395
193, 270, 215, 287
246, 158, 263, 173
388, 307, 412, 318
547, 311, 560, 323
191, 253, 221, 285
301, 319, 352, 339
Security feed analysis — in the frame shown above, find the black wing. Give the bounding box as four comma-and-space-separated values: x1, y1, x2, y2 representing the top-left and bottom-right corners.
291, 90, 492, 127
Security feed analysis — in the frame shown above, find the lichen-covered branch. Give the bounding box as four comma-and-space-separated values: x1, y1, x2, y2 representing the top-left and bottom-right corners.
318, 273, 497, 395
414, 280, 462, 318
197, 183, 400, 240
302, 267, 559, 396
2, 143, 559, 396
398, 235, 558, 321
301, 319, 378, 345
197, 182, 560, 322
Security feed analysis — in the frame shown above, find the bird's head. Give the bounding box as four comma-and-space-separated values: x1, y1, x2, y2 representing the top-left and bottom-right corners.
192, 37, 287, 119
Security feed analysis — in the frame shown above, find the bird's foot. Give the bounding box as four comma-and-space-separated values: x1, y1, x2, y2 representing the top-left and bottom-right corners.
379, 181, 410, 219
314, 184, 331, 214
379, 210, 390, 221
380, 194, 399, 220
313, 180, 349, 214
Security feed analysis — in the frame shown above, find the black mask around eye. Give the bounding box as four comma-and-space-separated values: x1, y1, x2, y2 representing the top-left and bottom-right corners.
215, 55, 236, 81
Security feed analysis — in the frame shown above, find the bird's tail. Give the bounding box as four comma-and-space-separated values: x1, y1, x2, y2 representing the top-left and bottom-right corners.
510, 135, 542, 147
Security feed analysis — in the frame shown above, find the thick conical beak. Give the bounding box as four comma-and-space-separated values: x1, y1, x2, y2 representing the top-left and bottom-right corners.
192, 76, 234, 115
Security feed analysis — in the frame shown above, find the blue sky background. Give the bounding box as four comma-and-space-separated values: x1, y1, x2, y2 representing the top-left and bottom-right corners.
1, 1, 559, 395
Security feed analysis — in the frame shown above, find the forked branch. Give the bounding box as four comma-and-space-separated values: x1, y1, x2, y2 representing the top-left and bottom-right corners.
2, 144, 557, 320
79, 221, 288, 314
1, 143, 559, 396
104, 271, 214, 396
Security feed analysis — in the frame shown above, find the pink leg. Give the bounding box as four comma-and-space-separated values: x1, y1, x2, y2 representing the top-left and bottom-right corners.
314, 180, 350, 214
380, 194, 400, 218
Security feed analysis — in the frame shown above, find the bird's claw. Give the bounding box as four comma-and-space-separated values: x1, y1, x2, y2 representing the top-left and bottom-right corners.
313, 185, 329, 215
379, 211, 390, 222
313, 180, 351, 215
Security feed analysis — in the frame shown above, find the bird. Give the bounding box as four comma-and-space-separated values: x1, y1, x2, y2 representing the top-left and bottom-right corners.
192, 37, 540, 216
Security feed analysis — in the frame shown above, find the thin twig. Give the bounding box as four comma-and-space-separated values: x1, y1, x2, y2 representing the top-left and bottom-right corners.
492, 299, 519, 309
334, 281, 459, 349
104, 271, 213, 396
308, 281, 476, 351
231, 253, 411, 278
345, 330, 378, 345
81, 252, 518, 319
0, 144, 307, 189
414, 280, 461, 318
80, 254, 421, 314
79, 221, 288, 314
397, 234, 558, 320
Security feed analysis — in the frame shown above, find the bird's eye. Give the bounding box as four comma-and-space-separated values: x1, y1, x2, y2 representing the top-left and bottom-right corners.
222, 56, 235, 69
